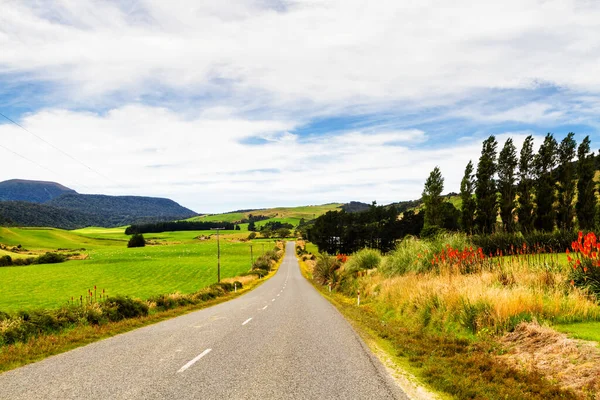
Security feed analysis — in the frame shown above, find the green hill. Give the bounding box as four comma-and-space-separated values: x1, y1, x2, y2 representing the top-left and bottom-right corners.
190, 203, 344, 228
0, 179, 76, 203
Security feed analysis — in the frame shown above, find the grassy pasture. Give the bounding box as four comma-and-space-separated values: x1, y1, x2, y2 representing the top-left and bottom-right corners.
0, 227, 124, 252
554, 322, 600, 343
187, 203, 342, 227
0, 227, 271, 312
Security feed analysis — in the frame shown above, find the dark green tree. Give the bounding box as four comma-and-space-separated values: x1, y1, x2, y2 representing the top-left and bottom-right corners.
556, 132, 577, 230
534, 133, 558, 232
576, 136, 596, 230
127, 233, 146, 248
440, 202, 460, 231
475, 136, 498, 234
517, 135, 535, 232
497, 138, 518, 232
421, 166, 444, 231
459, 160, 476, 234
248, 220, 256, 231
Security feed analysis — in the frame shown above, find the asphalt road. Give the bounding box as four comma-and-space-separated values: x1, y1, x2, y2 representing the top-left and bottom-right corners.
0, 242, 407, 399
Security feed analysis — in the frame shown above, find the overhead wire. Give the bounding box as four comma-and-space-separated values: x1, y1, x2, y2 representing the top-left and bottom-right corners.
0, 141, 90, 189
0, 111, 118, 186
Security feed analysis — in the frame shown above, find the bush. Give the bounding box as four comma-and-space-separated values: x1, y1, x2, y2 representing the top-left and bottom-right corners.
34, 252, 66, 264
104, 296, 148, 321
345, 248, 382, 273
247, 232, 257, 240
252, 255, 272, 273
127, 233, 146, 248
381, 233, 473, 276
11, 257, 34, 266
313, 253, 341, 285
0, 255, 12, 267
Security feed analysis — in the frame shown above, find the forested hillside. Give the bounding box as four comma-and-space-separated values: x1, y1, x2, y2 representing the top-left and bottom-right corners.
0, 179, 76, 203
47, 194, 196, 221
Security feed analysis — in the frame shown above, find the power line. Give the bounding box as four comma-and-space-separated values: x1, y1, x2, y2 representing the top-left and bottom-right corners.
0, 142, 90, 189
0, 111, 118, 186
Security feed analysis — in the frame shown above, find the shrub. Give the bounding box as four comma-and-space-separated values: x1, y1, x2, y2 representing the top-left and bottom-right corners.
0, 255, 12, 267
34, 252, 66, 264
568, 231, 600, 299
381, 233, 475, 276
127, 233, 146, 248
247, 232, 257, 240
104, 296, 148, 321
252, 255, 272, 273
11, 257, 34, 266
345, 248, 382, 273
313, 253, 341, 285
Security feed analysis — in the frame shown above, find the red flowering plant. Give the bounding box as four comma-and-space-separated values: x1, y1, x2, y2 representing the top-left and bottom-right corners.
430, 245, 486, 274
568, 231, 600, 299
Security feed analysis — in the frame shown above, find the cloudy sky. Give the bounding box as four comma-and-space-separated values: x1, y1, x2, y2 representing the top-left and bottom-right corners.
1, 0, 599, 213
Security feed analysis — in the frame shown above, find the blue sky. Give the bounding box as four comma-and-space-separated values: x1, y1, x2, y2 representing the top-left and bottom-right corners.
1, 0, 599, 213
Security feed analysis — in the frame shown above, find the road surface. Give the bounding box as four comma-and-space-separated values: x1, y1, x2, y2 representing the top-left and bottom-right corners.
0, 242, 406, 399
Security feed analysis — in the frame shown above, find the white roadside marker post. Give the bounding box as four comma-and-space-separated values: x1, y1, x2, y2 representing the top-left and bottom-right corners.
328, 282, 332, 293
357, 290, 360, 306
234, 282, 237, 293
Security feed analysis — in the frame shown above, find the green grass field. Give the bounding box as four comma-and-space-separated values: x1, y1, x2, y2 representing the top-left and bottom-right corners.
0, 227, 278, 312
554, 322, 600, 344
186, 203, 342, 228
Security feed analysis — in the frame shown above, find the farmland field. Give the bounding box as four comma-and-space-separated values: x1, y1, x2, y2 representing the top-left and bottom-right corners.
0, 227, 278, 312
187, 203, 343, 229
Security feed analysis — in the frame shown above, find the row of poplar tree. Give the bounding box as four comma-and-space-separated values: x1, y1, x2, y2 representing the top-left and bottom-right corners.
422, 133, 597, 235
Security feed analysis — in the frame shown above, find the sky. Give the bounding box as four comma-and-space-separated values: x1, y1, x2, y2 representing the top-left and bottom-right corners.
1, 0, 600, 213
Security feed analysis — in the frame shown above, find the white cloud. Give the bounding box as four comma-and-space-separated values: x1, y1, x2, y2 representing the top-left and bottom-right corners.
1, 1, 599, 212
0, 105, 474, 211
2, 0, 600, 112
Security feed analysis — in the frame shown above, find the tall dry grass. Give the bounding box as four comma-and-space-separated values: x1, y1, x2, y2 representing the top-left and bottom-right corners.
354, 234, 600, 335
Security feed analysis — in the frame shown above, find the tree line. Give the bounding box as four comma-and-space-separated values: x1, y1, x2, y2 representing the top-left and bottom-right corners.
125, 220, 236, 235
423, 133, 598, 235
308, 203, 423, 254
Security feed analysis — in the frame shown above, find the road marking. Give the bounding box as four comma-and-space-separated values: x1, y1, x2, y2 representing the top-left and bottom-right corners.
178, 349, 212, 373
272, 298, 276, 302
277, 294, 280, 297
242, 318, 252, 326
262, 305, 268, 310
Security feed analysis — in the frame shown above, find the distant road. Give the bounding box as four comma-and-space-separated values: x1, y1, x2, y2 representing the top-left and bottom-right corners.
0, 242, 406, 399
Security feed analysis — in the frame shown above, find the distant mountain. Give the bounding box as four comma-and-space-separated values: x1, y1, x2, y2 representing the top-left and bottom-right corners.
0, 179, 76, 203
0, 179, 197, 229
46, 194, 196, 224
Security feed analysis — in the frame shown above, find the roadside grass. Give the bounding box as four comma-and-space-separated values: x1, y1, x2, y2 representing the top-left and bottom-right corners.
553, 321, 600, 343
0, 259, 282, 373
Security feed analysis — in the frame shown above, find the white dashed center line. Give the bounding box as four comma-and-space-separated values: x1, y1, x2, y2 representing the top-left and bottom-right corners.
262, 305, 268, 310
178, 349, 212, 373
242, 318, 252, 326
